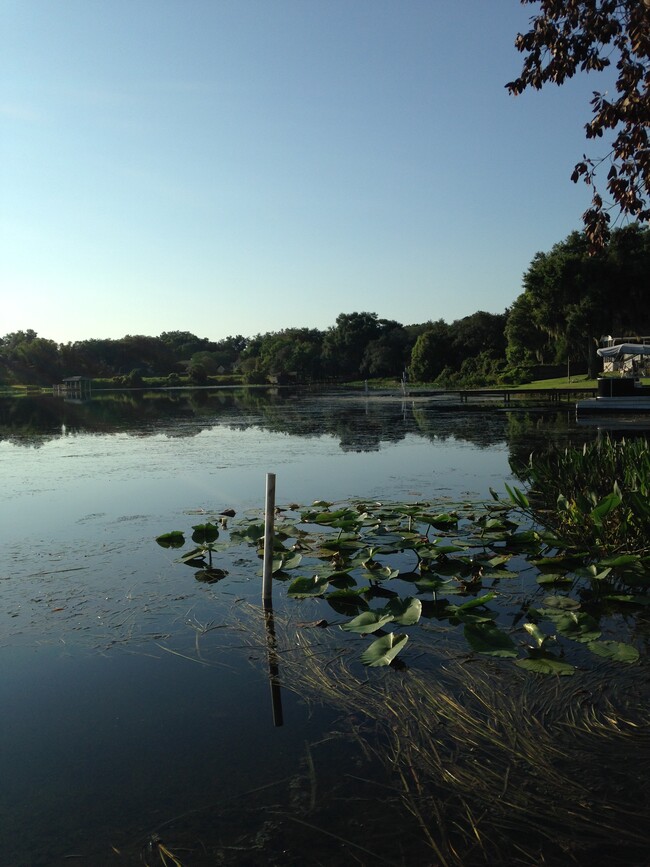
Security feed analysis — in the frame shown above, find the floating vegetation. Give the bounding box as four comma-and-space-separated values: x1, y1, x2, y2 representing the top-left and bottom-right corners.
158, 474, 647, 673
157, 522, 229, 583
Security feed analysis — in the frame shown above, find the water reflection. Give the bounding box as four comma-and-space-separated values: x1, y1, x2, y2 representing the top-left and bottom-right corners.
1, 388, 648, 865
263, 601, 284, 728
3, 387, 640, 459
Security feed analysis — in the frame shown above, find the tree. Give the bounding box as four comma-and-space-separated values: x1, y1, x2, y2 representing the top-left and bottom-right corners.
507, 0, 650, 249
187, 361, 208, 385
449, 311, 508, 364
209, 335, 248, 370
360, 320, 412, 378
515, 224, 650, 375
322, 312, 382, 378
409, 313, 508, 383
257, 328, 324, 380
504, 293, 552, 366
409, 320, 453, 382
0, 330, 61, 384
158, 331, 211, 361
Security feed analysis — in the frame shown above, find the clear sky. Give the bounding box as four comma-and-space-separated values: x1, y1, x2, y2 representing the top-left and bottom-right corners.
1, 0, 616, 344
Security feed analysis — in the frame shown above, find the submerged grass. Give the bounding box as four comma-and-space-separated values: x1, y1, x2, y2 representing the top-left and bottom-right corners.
236, 603, 650, 867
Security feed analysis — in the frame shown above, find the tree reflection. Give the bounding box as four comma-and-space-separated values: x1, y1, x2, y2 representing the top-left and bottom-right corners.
0, 389, 633, 456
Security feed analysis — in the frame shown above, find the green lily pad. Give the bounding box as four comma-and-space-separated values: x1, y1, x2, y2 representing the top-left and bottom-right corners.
383, 597, 422, 625
360, 633, 409, 667
287, 575, 330, 598
542, 596, 580, 611
587, 640, 639, 663
230, 522, 266, 543
361, 565, 400, 581
551, 611, 601, 643
532, 553, 588, 570
191, 523, 220, 544
194, 567, 228, 584
271, 552, 303, 573
514, 656, 575, 676
523, 621, 547, 648
486, 554, 512, 568
603, 594, 650, 606
419, 513, 458, 530
464, 622, 517, 658
156, 531, 185, 548
575, 564, 613, 581
341, 610, 395, 634
536, 573, 573, 586
456, 592, 497, 611
415, 576, 460, 593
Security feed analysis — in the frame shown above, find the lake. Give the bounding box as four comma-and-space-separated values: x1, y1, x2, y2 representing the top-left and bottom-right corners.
0, 388, 647, 866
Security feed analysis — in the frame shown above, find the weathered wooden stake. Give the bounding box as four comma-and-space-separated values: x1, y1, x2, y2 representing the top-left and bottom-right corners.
262, 472, 276, 603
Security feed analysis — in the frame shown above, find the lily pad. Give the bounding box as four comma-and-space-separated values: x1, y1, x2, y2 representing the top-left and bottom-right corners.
587, 640, 639, 663
361, 565, 400, 581
597, 553, 641, 567
603, 594, 650, 606
536, 573, 573, 586
383, 597, 422, 625
191, 523, 220, 544
455, 592, 497, 611
542, 596, 580, 611
156, 531, 185, 548
523, 621, 547, 648
230, 522, 266, 543
360, 633, 409, 667
194, 567, 228, 584
415, 576, 461, 594
271, 552, 303, 573
515, 656, 575, 676
464, 622, 517, 658
287, 575, 330, 598
550, 611, 601, 643
341, 610, 395, 634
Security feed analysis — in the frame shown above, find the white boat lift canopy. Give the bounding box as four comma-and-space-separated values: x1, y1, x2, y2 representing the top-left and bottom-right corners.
597, 343, 650, 358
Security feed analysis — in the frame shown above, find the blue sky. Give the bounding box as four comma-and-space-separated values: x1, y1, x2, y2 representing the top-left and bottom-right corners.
1, 1, 615, 344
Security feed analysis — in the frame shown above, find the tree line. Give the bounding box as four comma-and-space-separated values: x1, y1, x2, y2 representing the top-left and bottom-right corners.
2, 225, 648, 388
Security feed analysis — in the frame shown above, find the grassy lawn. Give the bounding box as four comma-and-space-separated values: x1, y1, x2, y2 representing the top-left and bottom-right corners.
519, 375, 650, 390
516, 374, 598, 389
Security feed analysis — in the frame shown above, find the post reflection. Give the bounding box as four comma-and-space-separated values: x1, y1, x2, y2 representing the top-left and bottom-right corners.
263, 600, 283, 727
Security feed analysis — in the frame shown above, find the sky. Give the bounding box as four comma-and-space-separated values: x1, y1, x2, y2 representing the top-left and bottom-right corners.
1, 0, 617, 345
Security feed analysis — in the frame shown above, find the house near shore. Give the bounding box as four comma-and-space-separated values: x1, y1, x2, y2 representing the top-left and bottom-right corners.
53, 376, 92, 398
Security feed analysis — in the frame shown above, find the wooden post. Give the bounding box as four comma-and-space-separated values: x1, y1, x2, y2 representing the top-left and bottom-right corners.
262, 472, 276, 603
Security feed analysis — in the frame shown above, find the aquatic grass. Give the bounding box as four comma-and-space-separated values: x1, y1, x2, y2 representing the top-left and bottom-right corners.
244, 608, 650, 866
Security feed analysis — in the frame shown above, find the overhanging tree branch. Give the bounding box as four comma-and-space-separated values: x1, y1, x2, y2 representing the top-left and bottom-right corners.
507, 0, 650, 250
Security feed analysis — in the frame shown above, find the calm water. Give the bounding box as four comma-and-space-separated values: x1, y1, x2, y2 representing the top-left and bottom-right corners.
0, 388, 640, 865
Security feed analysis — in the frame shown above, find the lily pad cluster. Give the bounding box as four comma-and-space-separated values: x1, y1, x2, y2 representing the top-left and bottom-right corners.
157, 491, 646, 673
157, 522, 229, 583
